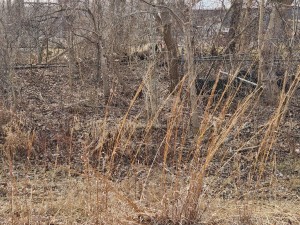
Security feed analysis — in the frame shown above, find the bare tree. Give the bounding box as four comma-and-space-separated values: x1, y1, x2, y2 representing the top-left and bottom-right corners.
0, 1, 22, 106
239, 0, 254, 53
67, 0, 110, 102
259, 0, 293, 104
153, 0, 181, 93
91, 0, 110, 102
184, 2, 200, 135
108, 0, 126, 93
226, 0, 243, 54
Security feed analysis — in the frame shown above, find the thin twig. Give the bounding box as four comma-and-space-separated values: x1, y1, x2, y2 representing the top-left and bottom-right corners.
220, 70, 258, 87
139, 0, 186, 28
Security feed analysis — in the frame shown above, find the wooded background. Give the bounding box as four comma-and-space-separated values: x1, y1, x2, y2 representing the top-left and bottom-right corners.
0, 1, 299, 223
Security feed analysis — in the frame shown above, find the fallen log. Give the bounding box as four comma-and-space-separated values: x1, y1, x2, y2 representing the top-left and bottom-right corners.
13, 63, 68, 70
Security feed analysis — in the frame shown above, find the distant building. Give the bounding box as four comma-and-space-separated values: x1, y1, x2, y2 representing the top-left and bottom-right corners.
192, 0, 231, 10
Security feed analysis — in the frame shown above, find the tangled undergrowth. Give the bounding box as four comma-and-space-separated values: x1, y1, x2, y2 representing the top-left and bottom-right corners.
0, 63, 299, 224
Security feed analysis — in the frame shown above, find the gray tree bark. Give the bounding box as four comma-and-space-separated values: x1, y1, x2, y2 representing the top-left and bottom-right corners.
259, 2, 290, 104
226, 0, 243, 54
156, 1, 180, 93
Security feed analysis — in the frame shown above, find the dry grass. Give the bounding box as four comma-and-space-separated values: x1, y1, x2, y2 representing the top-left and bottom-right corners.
0, 165, 299, 224
0, 64, 299, 224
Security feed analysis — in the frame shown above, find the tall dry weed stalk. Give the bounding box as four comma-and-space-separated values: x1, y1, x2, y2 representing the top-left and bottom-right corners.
255, 68, 300, 179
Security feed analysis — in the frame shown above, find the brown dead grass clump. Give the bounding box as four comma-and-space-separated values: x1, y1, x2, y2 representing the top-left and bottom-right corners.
0, 165, 299, 224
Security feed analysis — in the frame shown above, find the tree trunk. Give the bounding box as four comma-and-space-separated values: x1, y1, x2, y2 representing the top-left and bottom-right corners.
96, 41, 101, 83
67, 30, 78, 77
65, 9, 78, 78
159, 7, 180, 93
259, 3, 284, 104
15, 0, 24, 18
101, 47, 110, 103
144, 63, 158, 121
226, 0, 243, 54
185, 15, 199, 135
240, 0, 253, 52
92, 1, 110, 103
163, 25, 180, 92
6, 0, 11, 10
257, 0, 265, 88
109, 0, 126, 92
